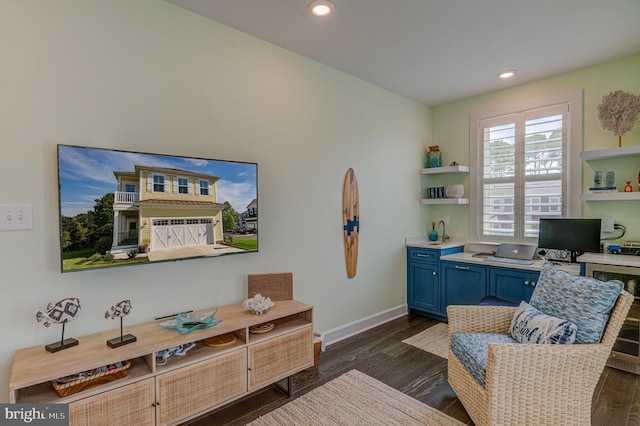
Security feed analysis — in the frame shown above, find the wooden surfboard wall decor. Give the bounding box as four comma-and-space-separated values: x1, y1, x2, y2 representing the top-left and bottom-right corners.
343, 168, 360, 278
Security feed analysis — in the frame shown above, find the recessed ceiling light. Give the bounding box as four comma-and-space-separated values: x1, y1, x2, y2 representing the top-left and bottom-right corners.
309, 0, 335, 17
497, 69, 518, 79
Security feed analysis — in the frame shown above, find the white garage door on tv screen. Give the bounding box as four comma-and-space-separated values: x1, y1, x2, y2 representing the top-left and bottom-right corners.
57, 144, 258, 273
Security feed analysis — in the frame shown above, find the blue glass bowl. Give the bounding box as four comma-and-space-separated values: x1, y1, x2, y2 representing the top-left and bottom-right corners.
157, 310, 221, 334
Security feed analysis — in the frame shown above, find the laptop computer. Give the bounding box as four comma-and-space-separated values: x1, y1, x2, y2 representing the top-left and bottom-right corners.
486, 243, 537, 265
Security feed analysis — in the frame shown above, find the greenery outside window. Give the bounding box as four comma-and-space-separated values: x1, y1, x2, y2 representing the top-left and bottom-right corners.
469, 91, 582, 244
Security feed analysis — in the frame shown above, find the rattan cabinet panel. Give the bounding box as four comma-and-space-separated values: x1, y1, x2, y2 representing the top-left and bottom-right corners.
156, 349, 246, 425
69, 377, 154, 426
248, 326, 312, 390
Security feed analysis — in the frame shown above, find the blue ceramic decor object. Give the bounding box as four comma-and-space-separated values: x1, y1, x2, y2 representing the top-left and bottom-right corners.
158, 310, 221, 334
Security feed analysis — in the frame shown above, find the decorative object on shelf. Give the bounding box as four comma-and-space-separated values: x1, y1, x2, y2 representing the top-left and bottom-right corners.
249, 322, 275, 334
446, 184, 464, 199
625, 181, 633, 192
203, 333, 238, 348
449, 161, 459, 166
51, 361, 131, 397
105, 300, 137, 348
588, 186, 617, 194
157, 310, 221, 334
606, 171, 615, 188
426, 145, 442, 168
243, 293, 275, 315
155, 343, 196, 365
429, 222, 438, 241
594, 170, 602, 187
36, 297, 81, 353
343, 168, 360, 278
436, 185, 445, 198
596, 90, 640, 148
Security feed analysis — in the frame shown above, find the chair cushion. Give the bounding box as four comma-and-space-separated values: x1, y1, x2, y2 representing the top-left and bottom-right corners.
510, 301, 577, 344
451, 332, 517, 387
529, 262, 623, 344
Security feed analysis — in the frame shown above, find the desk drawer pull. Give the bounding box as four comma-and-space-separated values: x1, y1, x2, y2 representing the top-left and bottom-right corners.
416, 254, 431, 258
454, 265, 470, 270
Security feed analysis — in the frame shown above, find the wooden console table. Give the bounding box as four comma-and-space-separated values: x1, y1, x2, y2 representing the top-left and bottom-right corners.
10, 300, 313, 425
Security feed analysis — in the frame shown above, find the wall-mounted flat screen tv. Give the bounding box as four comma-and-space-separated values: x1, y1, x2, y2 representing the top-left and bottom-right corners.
57, 144, 258, 272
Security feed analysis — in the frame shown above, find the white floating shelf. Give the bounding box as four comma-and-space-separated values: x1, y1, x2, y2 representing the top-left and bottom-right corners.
580, 192, 640, 201
580, 145, 640, 161
420, 165, 469, 175
420, 198, 469, 205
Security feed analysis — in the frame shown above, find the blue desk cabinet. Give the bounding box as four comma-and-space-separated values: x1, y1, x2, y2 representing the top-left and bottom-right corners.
441, 261, 488, 308
489, 268, 540, 304
407, 246, 462, 316
408, 261, 440, 313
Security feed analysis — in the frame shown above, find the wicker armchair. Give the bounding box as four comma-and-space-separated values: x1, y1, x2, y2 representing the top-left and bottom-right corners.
447, 291, 633, 426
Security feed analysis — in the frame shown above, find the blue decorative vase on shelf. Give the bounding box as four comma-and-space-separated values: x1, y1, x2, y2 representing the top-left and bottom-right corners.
429, 222, 438, 241
426, 145, 442, 168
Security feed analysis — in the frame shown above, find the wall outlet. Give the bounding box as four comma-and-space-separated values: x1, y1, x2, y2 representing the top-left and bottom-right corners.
601, 217, 614, 233
0, 204, 33, 231
443, 216, 450, 226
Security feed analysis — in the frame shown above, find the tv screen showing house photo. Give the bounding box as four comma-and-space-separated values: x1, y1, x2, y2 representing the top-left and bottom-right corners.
57, 144, 258, 273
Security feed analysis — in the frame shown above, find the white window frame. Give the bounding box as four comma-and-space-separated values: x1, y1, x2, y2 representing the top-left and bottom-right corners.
176, 176, 190, 195
152, 174, 167, 193
199, 180, 210, 196
469, 90, 582, 244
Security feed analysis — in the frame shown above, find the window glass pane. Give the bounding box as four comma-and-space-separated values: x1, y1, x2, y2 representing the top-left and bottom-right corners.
199, 180, 209, 195
178, 177, 188, 194
153, 175, 165, 192
480, 110, 565, 241
482, 122, 515, 238
483, 183, 514, 237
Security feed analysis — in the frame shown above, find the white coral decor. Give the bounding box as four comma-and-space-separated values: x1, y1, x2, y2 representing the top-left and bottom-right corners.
243, 294, 275, 315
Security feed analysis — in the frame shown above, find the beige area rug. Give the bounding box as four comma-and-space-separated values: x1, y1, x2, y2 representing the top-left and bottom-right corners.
246, 369, 463, 426
402, 323, 449, 359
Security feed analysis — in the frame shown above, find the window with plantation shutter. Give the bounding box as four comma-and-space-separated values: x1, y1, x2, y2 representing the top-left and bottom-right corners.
470, 91, 582, 244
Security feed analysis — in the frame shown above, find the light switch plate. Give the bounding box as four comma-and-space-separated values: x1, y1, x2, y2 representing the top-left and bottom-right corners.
0, 204, 33, 231
601, 217, 614, 233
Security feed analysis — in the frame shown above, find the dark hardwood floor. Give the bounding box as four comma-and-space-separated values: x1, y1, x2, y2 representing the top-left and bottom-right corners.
185, 314, 640, 425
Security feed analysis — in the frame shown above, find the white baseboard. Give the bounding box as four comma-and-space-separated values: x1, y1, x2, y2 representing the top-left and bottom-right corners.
321, 304, 408, 347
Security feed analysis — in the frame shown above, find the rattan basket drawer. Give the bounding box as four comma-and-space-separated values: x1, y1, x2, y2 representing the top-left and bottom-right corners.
248, 326, 312, 390
69, 377, 154, 426
155, 348, 247, 426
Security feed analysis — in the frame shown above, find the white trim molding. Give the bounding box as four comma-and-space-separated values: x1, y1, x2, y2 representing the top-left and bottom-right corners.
321, 304, 408, 347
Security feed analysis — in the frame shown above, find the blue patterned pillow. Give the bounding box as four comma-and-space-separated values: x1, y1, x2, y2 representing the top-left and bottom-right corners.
510, 301, 577, 344
529, 262, 623, 344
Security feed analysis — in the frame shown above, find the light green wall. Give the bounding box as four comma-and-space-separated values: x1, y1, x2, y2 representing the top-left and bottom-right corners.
0, 0, 430, 402
430, 54, 640, 241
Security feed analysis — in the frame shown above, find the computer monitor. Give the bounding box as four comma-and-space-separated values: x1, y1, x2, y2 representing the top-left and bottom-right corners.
537, 218, 602, 263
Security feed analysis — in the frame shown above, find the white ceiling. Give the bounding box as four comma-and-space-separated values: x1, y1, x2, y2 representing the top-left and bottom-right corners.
166, 0, 640, 106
